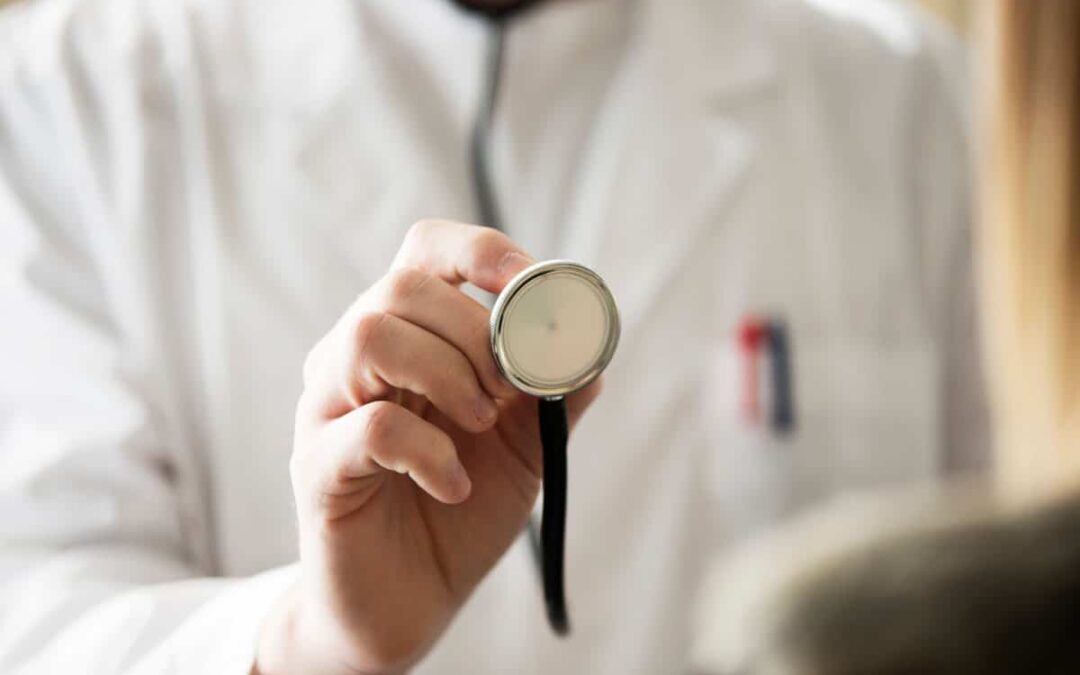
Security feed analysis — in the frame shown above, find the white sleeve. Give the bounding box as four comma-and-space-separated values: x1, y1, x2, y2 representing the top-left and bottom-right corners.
0, 6, 297, 674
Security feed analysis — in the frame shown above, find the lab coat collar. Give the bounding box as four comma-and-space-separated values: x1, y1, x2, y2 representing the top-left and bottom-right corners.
282, 0, 779, 338
566, 0, 779, 337
518, 0, 779, 101
648, 0, 779, 105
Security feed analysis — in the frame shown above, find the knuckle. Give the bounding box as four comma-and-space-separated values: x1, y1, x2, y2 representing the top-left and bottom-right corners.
414, 437, 450, 478
382, 267, 429, 305
435, 440, 458, 474
329, 456, 355, 490
405, 218, 438, 244
360, 400, 398, 449
351, 312, 388, 360
472, 228, 509, 263
436, 352, 478, 402
440, 344, 471, 379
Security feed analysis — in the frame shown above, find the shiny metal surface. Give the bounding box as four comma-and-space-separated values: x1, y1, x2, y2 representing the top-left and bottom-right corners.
490, 260, 620, 399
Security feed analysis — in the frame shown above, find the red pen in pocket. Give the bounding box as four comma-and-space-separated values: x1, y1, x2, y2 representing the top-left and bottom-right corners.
737, 315, 767, 427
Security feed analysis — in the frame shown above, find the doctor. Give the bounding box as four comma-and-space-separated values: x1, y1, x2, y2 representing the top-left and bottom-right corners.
0, 0, 984, 673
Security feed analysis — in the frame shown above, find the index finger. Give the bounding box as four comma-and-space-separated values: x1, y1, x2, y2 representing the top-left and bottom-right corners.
392, 219, 534, 294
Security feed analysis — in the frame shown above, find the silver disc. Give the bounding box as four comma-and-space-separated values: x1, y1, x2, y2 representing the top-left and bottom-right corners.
490, 261, 620, 398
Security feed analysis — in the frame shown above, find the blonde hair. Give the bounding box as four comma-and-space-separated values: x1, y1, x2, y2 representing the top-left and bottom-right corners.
981, 0, 1080, 499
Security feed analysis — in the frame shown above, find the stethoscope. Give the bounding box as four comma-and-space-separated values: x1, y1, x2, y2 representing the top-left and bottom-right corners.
461, 3, 621, 636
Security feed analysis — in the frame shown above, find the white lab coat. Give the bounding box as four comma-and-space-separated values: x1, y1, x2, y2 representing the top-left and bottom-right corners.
0, 0, 984, 672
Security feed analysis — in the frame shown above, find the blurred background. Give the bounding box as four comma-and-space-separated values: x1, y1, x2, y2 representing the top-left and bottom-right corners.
918, 0, 973, 34
0, 0, 977, 30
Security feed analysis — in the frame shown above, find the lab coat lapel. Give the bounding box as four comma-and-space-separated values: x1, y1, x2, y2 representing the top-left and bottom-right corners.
565, 0, 777, 337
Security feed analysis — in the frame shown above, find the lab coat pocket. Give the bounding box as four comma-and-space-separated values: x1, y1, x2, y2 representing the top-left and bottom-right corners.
824, 343, 940, 488
702, 337, 939, 531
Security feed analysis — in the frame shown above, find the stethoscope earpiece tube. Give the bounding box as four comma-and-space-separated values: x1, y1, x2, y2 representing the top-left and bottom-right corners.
538, 396, 570, 635
470, 19, 506, 233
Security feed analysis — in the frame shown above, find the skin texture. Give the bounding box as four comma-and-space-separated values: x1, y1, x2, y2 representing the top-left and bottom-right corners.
255, 220, 600, 675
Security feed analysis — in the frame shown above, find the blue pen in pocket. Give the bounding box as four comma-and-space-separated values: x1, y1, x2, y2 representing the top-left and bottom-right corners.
765, 319, 796, 435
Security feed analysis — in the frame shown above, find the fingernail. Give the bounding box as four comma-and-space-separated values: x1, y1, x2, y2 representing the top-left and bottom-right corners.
475, 396, 498, 424
499, 251, 533, 277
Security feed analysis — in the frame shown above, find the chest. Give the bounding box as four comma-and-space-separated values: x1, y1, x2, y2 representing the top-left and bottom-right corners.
171, 44, 940, 574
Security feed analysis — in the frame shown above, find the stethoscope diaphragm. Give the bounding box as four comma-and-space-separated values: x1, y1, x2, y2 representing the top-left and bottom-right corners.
491, 260, 620, 400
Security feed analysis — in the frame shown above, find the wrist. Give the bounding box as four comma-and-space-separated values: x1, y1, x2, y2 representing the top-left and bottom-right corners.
252, 582, 302, 675
252, 583, 409, 675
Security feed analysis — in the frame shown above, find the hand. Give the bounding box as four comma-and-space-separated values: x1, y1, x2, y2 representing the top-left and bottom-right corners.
255, 220, 601, 675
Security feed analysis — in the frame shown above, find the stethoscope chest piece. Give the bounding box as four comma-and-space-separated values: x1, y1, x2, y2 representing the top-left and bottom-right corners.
490, 260, 620, 400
